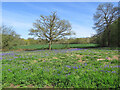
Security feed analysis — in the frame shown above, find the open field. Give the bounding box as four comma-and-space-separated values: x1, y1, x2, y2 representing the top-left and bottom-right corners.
12, 44, 99, 51
1, 2, 119, 89
1, 48, 119, 88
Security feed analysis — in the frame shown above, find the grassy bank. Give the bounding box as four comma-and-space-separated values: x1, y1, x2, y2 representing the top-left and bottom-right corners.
13, 44, 99, 51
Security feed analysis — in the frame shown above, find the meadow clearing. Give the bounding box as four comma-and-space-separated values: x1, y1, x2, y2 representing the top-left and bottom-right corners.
1, 1, 119, 89
12, 44, 98, 51
1, 44, 119, 88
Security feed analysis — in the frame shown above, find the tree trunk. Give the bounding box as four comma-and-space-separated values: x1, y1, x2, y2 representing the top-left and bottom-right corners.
102, 30, 106, 47
108, 29, 111, 47
107, 26, 111, 47
108, 32, 110, 47
49, 40, 52, 50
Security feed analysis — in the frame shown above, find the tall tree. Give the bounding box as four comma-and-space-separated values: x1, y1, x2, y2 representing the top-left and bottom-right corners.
93, 3, 118, 46
29, 12, 75, 50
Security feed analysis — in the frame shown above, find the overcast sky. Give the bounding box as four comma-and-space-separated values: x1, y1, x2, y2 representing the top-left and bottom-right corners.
2, 2, 118, 39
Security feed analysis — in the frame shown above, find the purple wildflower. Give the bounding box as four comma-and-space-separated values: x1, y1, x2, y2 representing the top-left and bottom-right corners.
104, 65, 109, 68
106, 57, 109, 59
104, 65, 107, 68
113, 65, 118, 68
100, 70, 104, 72
73, 66, 78, 69
112, 71, 116, 73
66, 65, 71, 68
104, 71, 107, 72
8, 69, 12, 72
14, 57, 18, 58
66, 73, 71, 76
23, 68, 28, 70
84, 63, 87, 66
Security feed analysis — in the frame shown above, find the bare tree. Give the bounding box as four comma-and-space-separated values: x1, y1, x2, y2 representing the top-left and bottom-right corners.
93, 3, 118, 46
29, 12, 75, 50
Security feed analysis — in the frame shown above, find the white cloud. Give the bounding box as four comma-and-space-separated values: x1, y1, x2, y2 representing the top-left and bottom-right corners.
2, 9, 38, 21
2, 10, 33, 39
3, 17, 32, 28
71, 23, 96, 38
2, 18, 33, 38
2, 9, 36, 30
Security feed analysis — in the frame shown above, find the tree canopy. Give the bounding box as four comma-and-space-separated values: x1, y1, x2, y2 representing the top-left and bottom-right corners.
29, 12, 75, 50
93, 3, 118, 47
0, 25, 20, 50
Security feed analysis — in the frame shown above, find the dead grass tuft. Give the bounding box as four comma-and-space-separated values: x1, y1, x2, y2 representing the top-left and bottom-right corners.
53, 57, 58, 59
97, 58, 105, 61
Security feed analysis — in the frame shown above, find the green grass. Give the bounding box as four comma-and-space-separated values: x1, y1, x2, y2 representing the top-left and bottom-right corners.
2, 48, 119, 88
13, 44, 99, 50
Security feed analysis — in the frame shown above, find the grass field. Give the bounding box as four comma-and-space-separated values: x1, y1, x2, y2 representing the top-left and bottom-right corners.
1, 48, 119, 88
13, 44, 99, 51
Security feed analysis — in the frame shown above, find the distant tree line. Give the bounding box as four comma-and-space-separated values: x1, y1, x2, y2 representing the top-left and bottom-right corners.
0, 22, 118, 51
55, 37, 92, 44
0, 25, 21, 50
0, 25, 94, 51
92, 18, 119, 47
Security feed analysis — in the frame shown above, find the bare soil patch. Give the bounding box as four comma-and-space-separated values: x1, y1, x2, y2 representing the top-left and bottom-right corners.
9, 84, 20, 88
112, 55, 119, 60
27, 84, 34, 88
9, 84, 34, 88
97, 58, 105, 61
53, 57, 58, 59
78, 60, 85, 63
31, 60, 38, 64
44, 85, 53, 88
